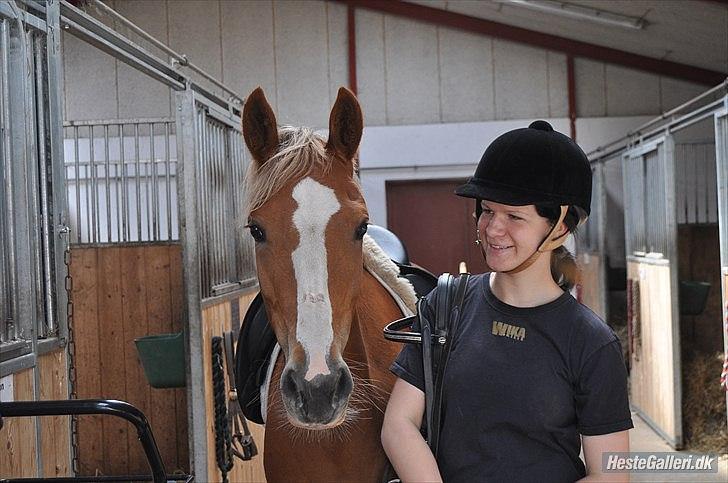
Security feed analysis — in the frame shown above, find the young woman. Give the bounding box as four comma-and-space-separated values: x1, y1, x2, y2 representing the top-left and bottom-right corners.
381, 121, 632, 483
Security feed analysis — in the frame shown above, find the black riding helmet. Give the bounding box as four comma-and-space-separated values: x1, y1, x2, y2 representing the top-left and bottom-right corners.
455, 120, 592, 218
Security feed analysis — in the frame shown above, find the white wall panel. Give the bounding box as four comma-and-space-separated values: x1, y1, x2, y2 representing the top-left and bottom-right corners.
547, 51, 568, 118
221, 0, 278, 111
355, 10, 386, 126
168, 0, 223, 98
493, 40, 549, 120
660, 77, 706, 113
438, 28, 494, 123
327, 2, 349, 107
115, 0, 171, 118
63, 33, 118, 120
575, 58, 606, 118
384, 16, 440, 125
605, 65, 660, 116
273, 1, 330, 128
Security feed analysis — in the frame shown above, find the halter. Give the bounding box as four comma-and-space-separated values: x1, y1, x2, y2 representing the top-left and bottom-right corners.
476, 204, 571, 274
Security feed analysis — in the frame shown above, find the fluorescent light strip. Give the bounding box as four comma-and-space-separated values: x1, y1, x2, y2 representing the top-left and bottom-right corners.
501, 0, 646, 30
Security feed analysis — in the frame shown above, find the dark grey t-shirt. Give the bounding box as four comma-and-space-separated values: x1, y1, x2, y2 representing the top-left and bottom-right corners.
391, 274, 633, 483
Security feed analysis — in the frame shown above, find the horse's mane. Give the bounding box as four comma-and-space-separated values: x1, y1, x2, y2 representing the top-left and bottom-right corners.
245, 126, 358, 216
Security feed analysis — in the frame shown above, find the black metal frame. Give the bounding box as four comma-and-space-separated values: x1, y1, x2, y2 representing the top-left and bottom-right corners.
0, 399, 193, 483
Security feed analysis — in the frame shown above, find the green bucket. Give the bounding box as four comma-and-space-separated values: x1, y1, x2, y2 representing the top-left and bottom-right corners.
678, 281, 711, 316
134, 332, 186, 388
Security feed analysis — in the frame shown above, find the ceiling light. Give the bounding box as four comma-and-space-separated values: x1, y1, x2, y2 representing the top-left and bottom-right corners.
499, 0, 646, 30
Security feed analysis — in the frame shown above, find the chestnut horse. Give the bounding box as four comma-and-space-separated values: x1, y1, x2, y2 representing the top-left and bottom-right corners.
241, 87, 413, 482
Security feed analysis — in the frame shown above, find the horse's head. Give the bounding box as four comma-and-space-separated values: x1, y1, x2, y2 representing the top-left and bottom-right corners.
242, 87, 367, 429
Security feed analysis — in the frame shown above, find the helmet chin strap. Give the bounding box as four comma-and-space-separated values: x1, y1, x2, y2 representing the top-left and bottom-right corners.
476, 205, 570, 275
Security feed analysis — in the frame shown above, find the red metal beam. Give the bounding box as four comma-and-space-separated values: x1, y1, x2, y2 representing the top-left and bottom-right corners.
348, 5, 358, 95
333, 0, 726, 86
567, 55, 577, 140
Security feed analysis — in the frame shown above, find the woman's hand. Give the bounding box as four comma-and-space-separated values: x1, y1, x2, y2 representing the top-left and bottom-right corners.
381, 378, 443, 482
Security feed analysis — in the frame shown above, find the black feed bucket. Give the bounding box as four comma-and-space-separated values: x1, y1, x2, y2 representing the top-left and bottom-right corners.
134, 332, 186, 388
678, 281, 711, 316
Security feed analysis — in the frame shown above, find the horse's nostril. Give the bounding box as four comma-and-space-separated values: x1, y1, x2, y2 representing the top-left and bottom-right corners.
334, 366, 352, 402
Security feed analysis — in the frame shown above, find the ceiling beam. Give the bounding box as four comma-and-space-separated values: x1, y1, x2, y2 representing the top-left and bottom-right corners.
334, 0, 726, 86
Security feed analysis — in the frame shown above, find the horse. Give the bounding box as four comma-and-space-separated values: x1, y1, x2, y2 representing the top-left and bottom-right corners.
241, 86, 417, 482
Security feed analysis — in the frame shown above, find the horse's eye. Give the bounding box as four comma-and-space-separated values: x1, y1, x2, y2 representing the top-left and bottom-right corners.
246, 223, 266, 243
355, 222, 368, 240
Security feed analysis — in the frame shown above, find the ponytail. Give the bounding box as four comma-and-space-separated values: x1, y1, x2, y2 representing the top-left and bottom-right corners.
535, 204, 583, 291
551, 246, 580, 291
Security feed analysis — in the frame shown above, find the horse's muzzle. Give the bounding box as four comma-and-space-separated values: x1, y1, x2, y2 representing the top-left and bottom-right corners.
280, 363, 353, 427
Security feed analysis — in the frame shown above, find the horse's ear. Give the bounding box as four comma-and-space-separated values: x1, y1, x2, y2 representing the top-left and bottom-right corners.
327, 87, 363, 162
242, 87, 279, 165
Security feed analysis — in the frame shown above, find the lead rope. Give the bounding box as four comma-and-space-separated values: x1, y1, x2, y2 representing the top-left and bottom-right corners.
212, 336, 234, 483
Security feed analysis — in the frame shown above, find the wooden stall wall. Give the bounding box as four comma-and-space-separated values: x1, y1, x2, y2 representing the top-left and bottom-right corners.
579, 252, 605, 320
71, 244, 188, 476
0, 349, 70, 479
628, 260, 682, 446
1, 368, 37, 478
677, 225, 723, 352
201, 292, 266, 483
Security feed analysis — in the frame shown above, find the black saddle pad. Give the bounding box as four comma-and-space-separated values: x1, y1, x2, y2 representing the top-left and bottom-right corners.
235, 292, 276, 424
234, 263, 437, 424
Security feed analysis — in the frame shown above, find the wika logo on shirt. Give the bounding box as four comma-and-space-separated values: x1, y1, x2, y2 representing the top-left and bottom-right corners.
491, 320, 526, 341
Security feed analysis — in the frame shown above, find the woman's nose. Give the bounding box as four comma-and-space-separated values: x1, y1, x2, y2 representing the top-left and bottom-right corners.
483, 214, 505, 236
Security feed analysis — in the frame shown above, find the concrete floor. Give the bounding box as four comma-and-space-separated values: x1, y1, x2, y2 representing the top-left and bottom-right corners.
591, 411, 728, 482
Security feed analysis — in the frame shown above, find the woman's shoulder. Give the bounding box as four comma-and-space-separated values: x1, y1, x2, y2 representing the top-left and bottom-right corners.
565, 301, 620, 359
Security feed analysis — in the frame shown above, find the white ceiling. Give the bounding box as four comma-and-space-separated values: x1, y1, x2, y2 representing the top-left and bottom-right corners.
408, 0, 728, 74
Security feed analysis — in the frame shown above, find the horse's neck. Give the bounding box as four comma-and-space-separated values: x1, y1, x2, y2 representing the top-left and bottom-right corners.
345, 270, 404, 381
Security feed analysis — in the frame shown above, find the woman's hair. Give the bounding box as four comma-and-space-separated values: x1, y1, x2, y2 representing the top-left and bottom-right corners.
534, 204, 583, 291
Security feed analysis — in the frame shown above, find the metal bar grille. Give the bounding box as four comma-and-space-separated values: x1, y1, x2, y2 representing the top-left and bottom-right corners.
675, 143, 718, 224
63, 119, 178, 244
1, 6, 62, 356
177, 93, 256, 301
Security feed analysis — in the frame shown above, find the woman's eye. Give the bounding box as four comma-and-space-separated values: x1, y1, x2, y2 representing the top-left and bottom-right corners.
509, 214, 522, 221
246, 224, 266, 243
355, 222, 368, 240
482, 208, 493, 215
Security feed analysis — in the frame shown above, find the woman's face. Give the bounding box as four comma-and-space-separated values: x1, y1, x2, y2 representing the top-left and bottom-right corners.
477, 200, 553, 272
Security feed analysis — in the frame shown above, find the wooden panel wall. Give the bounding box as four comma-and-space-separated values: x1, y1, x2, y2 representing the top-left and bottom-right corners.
201, 292, 267, 483
0, 368, 37, 478
71, 244, 188, 476
0, 350, 70, 479
579, 252, 605, 320
38, 350, 71, 477
628, 260, 681, 446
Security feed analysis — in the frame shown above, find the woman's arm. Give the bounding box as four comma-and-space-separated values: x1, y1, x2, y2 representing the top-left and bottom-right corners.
381, 378, 443, 482
578, 430, 630, 482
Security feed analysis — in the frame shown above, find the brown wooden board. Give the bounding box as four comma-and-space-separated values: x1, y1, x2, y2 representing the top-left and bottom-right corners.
386, 178, 487, 275
143, 245, 178, 472
99, 246, 129, 476
71, 247, 104, 474
168, 245, 189, 471
628, 260, 682, 447
0, 368, 36, 478
39, 350, 71, 477
202, 292, 266, 483
120, 246, 150, 474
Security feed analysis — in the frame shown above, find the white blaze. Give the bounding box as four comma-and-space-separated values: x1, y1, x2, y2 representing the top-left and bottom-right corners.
291, 178, 340, 381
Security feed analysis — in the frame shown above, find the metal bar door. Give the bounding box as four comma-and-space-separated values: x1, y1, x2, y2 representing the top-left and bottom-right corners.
714, 98, 728, 433
622, 134, 683, 448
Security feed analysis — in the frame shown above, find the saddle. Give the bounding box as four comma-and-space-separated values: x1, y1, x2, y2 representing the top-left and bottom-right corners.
235, 261, 437, 425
